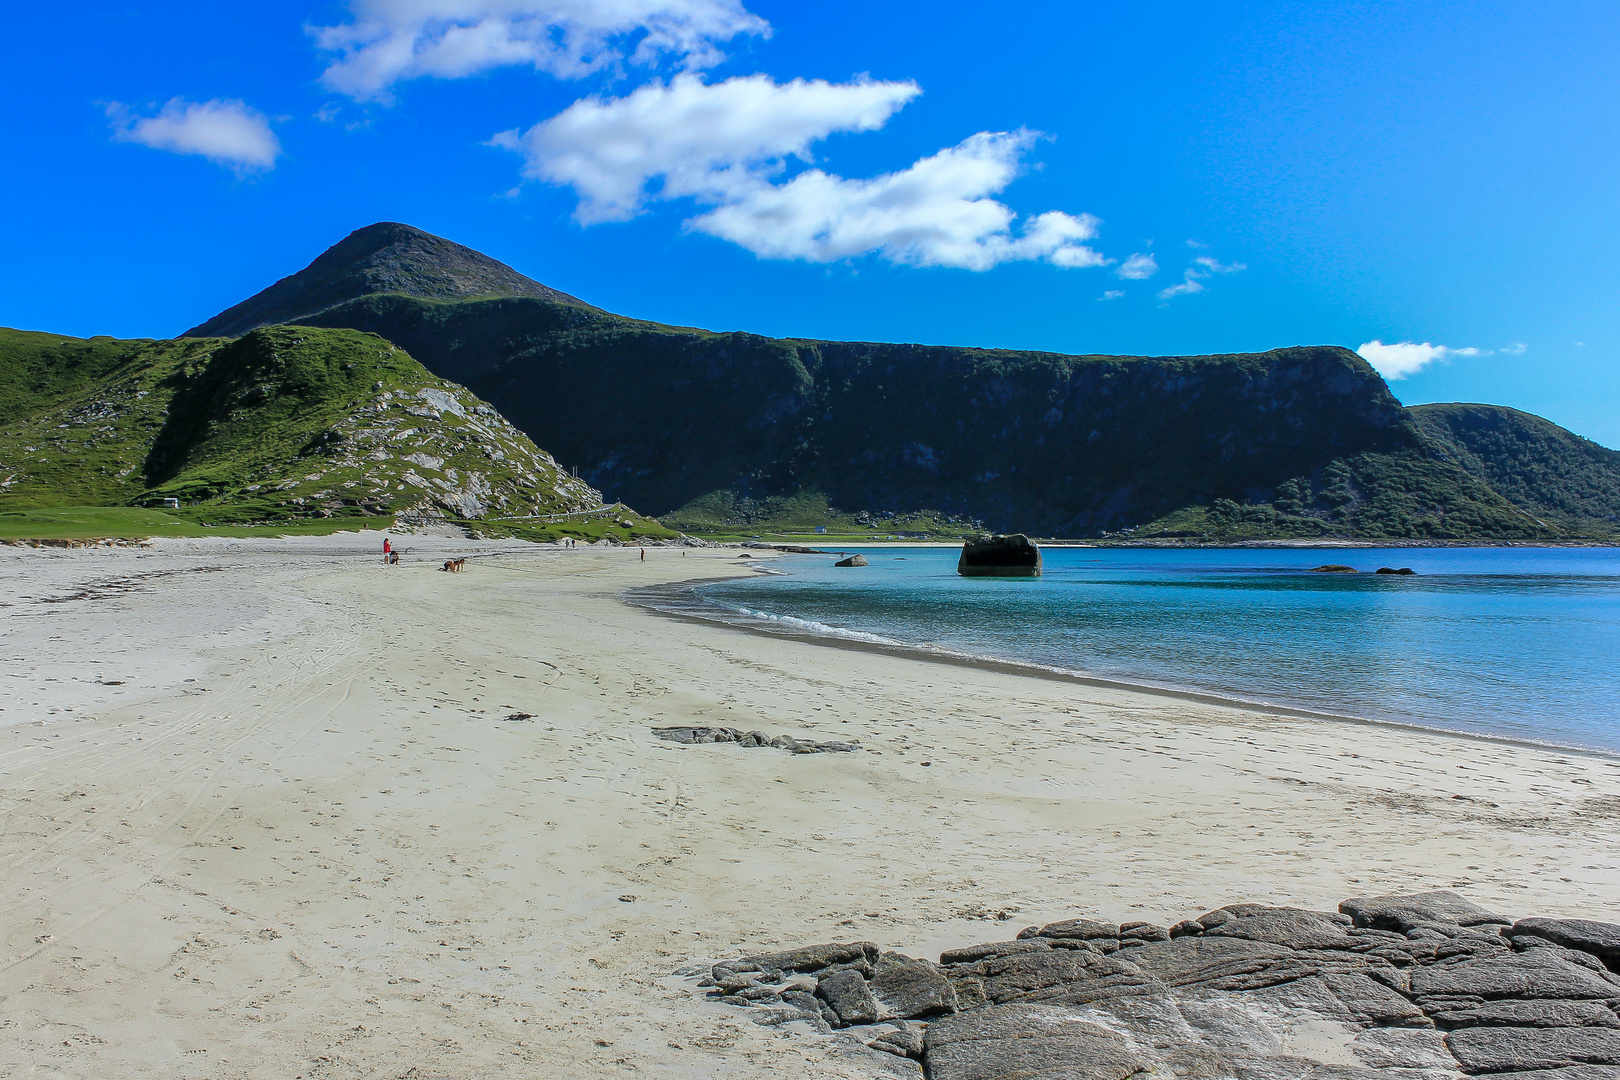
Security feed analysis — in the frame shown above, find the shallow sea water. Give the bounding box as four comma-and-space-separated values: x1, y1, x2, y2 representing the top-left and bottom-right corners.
692, 546, 1620, 753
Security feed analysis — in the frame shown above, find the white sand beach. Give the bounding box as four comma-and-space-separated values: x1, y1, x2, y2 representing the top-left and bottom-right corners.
2, 534, 1617, 1078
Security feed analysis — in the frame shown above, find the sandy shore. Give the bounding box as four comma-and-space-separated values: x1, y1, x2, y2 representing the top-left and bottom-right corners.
2, 534, 1618, 1078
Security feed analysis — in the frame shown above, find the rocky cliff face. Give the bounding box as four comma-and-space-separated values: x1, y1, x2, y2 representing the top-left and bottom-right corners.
180, 223, 1605, 539
291, 293, 1538, 537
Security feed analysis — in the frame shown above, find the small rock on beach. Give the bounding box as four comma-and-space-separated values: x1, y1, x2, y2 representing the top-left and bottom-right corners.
650, 726, 860, 754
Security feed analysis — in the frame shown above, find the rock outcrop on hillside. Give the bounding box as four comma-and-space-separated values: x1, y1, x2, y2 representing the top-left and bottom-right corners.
0, 324, 601, 523
679, 890, 1620, 1078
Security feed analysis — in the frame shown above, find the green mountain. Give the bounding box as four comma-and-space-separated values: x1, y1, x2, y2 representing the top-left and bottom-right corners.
0, 324, 606, 525
186, 222, 593, 339
182, 223, 1617, 541
1410, 403, 1620, 535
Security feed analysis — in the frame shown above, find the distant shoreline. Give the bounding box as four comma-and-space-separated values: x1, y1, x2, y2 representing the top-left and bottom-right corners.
623, 571, 1620, 764
1069, 537, 1620, 548
720, 537, 1620, 550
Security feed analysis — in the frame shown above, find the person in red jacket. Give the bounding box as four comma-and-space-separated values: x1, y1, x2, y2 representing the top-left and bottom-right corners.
382, 537, 392, 563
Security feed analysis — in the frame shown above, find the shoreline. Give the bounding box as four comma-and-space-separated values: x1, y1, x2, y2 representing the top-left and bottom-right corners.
710, 538, 1620, 549
1069, 537, 1620, 548
4, 534, 1618, 1079
625, 573, 1620, 764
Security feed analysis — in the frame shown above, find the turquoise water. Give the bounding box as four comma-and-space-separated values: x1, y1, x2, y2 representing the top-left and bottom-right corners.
692, 547, 1620, 753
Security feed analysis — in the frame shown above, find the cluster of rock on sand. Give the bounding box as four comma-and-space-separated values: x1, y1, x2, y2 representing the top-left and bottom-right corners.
678, 891, 1620, 1080
651, 725, 861, 753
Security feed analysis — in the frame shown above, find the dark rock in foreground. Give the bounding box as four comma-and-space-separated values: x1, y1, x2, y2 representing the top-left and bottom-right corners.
679, 891, 1620, 1078
870, 954, 959, 1019
1448, 1026, 1620, 1073
1340, 889, 1512, 931
1514, 920, 1620, 967
926, 1004, 1145, 1080
958, 534, 1042, 578
819, 969, 881, 1025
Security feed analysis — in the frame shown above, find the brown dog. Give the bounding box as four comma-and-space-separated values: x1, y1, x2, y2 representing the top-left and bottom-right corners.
441, 557, 467, 572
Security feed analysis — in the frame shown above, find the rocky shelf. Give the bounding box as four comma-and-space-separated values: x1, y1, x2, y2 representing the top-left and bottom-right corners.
674, 891, 1620, 1079
652, 726, 861, 753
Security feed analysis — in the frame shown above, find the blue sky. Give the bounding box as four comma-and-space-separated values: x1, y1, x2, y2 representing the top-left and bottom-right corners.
4, 1, 1618, 445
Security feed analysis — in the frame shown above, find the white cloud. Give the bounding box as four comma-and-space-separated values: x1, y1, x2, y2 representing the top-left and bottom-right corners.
495, 73, 920, 223
1099, 290, 1124, 301
1157, 273, 1204, 300
1116, 252, 1157, 280
498, 74, 1108, 271
1156, 254, 1245, 301
691, 133, 1106, 270
1356, 340, 1486, 380
107, 98, 281, 173
315, 0, 769, 101
1193, 255, 1244, 273
1500, 342, 1527, 355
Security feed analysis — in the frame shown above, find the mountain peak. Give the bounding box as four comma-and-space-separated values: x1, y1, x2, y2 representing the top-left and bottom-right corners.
184, 222, 589, 338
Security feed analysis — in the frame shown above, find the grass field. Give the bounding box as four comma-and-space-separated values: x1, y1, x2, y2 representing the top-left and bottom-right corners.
0, 506, 392, 542
0, 505, 689, 545
661, 489, 983, 545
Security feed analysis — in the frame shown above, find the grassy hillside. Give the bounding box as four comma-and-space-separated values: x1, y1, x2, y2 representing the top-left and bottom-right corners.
186, 222, 593, 339
177, 222, 1605, 542
0, 325, 628, 532
287, 294, 1546, 539
0, 506, 385, 541
1410, 403, 1620, 538
662, 488, 985, 541
1132, 448, 1553, 541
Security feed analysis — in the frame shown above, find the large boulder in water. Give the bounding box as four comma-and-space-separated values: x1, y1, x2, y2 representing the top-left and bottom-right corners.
835, 554, 869, 567
958, 534, 1042, 578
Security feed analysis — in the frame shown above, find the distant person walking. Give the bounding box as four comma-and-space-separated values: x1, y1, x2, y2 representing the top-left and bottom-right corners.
382, 536, 392, 563
641, 548, 646, 562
